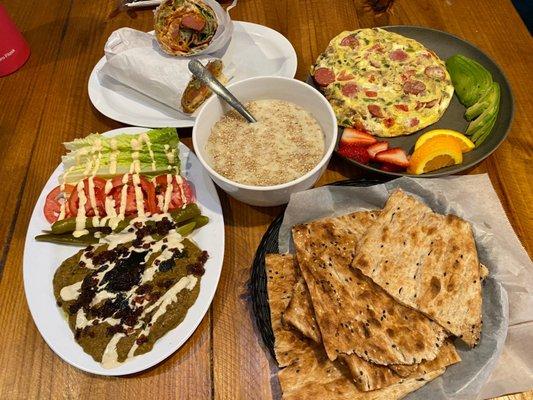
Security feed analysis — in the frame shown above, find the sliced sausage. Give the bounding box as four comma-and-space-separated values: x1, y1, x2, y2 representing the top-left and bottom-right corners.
384, 118, 395, 128
424, 66, 445, 79
370, 44, 384, 53
337, 71, 355, 81
409, 117, 419, 127
313, 68, 335, 86
365, 90, 377, 97
341, 84, 359, 98
394, 104, 409, 112
340, 34, 359, 48
368, 104, 384, 118
389, 49, 408, 61
403, 80, 426, 95
181, 14, 206, 31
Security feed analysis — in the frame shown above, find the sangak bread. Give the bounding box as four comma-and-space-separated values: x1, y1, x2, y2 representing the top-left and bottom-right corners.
278, 343, 446, 400
284, 247, 460, 391
284, 259, 402, 391
293, 212, 447, 366
389, 340, 461, 378
352, 190, 483, 347
265, 254, 310, 367
283, 277, 322, 343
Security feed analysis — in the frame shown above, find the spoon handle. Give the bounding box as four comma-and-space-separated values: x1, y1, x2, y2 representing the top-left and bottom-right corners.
188, 60, 257, 123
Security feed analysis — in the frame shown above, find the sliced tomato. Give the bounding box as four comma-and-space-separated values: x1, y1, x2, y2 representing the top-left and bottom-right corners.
44, 184, 75, 224
68, 177, 107, 217
154, 175, 195, 213
109, 174, 157, 217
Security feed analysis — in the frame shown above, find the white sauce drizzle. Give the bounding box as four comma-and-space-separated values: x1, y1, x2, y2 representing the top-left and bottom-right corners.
102, 333, 126, 369
109, 138, 118, 175
127, 275, 197, 359
174, 175, 187, 205
73, 181, 89, 238
60, 281, 83, 301
132, 174, 146, 218
139, 132, 156, 171
162, 174, 173, 212
87, 177, 100, 218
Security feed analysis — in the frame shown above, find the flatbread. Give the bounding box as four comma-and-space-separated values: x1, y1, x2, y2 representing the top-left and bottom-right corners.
265, 254, 310, 367
389, 340, 461, 378
285, 257, 460, 392
284, 261, 403, 391
293, 211, 447, 366
352, 190, 483, 347
284, 277, 322, 343
279, 343, 446, 400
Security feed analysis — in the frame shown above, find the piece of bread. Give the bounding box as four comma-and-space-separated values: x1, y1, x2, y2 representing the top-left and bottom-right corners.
293, 211, 447, 366
352, 190, 483, 347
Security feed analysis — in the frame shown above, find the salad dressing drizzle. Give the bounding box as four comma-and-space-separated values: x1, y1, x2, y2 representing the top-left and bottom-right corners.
87, 177, 100, 218
162, 174, 174, 212
139, 132, 156, 172
174, 175, 188, 205
109, 138, 118, 175
73, 180, 89, 238
56, 132, 186, 236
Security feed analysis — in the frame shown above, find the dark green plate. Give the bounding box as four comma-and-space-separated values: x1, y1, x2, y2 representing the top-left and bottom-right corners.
308, 25, 514, 177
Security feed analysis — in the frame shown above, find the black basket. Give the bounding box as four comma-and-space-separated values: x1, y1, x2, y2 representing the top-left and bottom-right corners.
250, 178, 388, 358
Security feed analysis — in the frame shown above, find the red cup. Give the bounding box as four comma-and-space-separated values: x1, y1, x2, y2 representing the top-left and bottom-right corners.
0, 4, 30, 77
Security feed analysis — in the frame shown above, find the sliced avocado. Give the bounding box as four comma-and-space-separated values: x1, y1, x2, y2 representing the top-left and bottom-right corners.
464, 81, 498, 121
446, 55, 493, 107
470, 108, 498, 145
466, 82, 500, 145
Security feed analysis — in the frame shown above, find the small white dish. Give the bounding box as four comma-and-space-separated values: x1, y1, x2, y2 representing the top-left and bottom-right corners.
23, 127, 224, 376
88, 22, 298, 128
192, 76, 338, 207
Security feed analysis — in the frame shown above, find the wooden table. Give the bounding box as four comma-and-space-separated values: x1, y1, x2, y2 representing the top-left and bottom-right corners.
0, 0, 531, 399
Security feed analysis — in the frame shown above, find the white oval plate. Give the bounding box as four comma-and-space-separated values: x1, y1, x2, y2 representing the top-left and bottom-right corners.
88, 21, 298, 128
23, 127, 224, 376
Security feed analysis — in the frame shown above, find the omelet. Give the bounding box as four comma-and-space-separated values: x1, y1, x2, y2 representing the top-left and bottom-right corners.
311, 28, 454, 137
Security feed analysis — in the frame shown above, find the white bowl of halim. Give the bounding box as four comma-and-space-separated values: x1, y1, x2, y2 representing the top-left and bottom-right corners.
192, 76, 338, 206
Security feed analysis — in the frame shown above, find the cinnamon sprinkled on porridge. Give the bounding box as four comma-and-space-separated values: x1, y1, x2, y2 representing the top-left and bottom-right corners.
206, 99, 325, 186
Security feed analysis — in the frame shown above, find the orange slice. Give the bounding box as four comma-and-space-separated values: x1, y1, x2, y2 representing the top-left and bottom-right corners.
415, 129, 475, 153
408, 136, 463, 175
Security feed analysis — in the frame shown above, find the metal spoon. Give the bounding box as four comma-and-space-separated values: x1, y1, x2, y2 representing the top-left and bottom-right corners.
188, 59, 257, 123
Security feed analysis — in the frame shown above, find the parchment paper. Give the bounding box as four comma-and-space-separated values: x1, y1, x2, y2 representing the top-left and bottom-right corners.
278, 174, 533, 399
98, 0, 239, 113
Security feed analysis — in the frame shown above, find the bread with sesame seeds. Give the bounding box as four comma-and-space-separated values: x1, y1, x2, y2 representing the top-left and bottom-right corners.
284, 257, 460, 391
267, 252, 449, 398
351, 189, 483, 347
292, 211, 447, 366
265, 253, 310, 367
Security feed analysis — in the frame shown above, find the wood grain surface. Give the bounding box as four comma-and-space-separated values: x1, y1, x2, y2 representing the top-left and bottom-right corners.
0, 0, 531, 399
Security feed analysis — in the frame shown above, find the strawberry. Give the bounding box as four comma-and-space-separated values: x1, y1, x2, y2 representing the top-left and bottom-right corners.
338, 144, 370, 165
380, 163, 405, 172
366, 141, 389, 159
340, 128, 377, 147
374, 147, 409, 168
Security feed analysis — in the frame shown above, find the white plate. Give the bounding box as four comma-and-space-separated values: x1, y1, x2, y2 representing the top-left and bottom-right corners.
88, 21, 298, 128
23, 127, 224, 376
